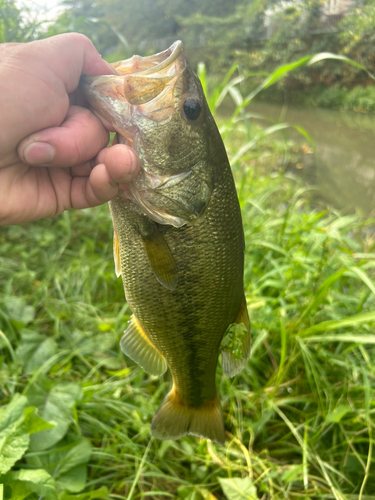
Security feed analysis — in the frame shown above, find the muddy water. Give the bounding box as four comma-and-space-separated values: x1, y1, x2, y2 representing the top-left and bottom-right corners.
247, 101, 375, 215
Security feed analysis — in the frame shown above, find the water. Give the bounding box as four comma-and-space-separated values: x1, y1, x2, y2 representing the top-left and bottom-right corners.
247, 101, 375, 215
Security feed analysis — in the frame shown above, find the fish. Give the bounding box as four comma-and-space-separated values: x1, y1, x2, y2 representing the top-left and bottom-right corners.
80, 41, 251, 444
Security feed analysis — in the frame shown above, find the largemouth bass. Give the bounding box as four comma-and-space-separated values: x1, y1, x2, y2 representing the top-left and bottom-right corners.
80, 41, 250, 444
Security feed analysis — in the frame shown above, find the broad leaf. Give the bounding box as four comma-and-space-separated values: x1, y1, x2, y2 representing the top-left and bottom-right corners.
0, 394, 26, 432
2, 469, 57, 500
27, 381, 82, 450
219, 477, 258, 500
55, 438, 92, 478
0, 394, 29, 474
4, 481, 31, 500
57, 465, 87, 493
59, 486, 109, 500
27, 438, 92, 493
16, 329, 57, 373
24, 407, 55, 435
3, 298, 35, 326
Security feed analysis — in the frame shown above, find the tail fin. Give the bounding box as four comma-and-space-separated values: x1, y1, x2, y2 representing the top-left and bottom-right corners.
151, 389, 225, 444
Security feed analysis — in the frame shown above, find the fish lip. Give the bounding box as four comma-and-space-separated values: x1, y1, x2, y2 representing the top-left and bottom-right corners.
137, 41, 183, 75
113, 40, 184, 77
80, 41, 184, 86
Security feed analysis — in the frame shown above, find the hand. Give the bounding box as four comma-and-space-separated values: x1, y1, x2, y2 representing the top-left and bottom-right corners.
0, 33, 139, 226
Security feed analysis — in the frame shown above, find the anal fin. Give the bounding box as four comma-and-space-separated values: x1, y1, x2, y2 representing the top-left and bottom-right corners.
139, 221, 178, 291
120, 315, 167, 376
151, 387, 225, 444
220, 295, 251, 378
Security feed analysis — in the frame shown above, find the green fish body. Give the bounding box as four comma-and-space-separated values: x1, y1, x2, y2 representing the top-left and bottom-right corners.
80, 41, 250, 443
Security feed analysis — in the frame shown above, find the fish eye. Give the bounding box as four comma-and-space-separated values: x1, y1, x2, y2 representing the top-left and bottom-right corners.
182, 97, 201, 121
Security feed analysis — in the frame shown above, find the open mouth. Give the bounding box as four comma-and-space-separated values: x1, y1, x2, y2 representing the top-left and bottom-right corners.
79, 41, 186, 123
112, 40, 184, 77
79, 41, 202, 228
80, 40, 185, 100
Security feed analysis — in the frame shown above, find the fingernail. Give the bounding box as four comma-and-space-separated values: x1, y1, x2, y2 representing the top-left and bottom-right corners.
103, 59, 115, 75
23, 142, 55, 165
120, 150, 139, 183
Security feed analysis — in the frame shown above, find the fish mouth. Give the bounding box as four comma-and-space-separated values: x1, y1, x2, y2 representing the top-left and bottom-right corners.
80, 41, 208, 228
111, 40, 184, 77
80, 40, 185, 113
79, 40, 186, 149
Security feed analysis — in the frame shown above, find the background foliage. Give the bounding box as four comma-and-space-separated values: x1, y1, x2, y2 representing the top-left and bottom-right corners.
8, 0, 375, 110
1, 60, 375, 497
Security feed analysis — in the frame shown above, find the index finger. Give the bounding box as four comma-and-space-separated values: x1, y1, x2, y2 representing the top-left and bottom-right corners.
25, 33, 116, 93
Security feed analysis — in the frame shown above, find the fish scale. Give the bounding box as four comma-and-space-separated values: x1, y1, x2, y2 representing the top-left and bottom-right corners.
109, 154, 244, 412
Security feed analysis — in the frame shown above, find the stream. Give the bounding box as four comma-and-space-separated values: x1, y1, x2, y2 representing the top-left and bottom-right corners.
246, 101, 375, 216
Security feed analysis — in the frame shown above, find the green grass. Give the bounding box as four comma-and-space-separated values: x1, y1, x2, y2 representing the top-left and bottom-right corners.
2, 164, 375, 499
2, 62, 375, 499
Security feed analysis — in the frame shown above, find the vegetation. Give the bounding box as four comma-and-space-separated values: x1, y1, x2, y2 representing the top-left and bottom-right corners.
1, 0, 375, 498
10, 0, 373, 111
4, 0, 375, 111
1, 61, 375, 498
0, 0, 40, 43
258, 81, 375, 113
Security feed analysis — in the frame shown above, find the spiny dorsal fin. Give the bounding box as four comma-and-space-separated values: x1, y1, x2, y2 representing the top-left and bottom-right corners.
113, 230, 122, 278
220, 295, 251, 378
120, 315, 167, 376
139, 221, 178, 291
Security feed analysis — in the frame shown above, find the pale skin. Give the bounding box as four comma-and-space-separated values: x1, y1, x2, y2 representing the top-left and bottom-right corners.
0, 33, 140, 226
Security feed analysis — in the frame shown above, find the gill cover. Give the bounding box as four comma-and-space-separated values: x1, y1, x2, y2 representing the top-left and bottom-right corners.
80, 41, 212, 227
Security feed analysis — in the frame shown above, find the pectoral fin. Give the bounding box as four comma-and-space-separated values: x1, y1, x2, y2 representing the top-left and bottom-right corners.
220, 296, 251, 378
120, 315, 167, 376
113, 230, 122, 278
139, 222, 178, 291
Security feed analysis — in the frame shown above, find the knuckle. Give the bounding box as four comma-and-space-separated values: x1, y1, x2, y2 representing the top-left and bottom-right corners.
72, 135, 85, 165
64, 32, 91, 47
